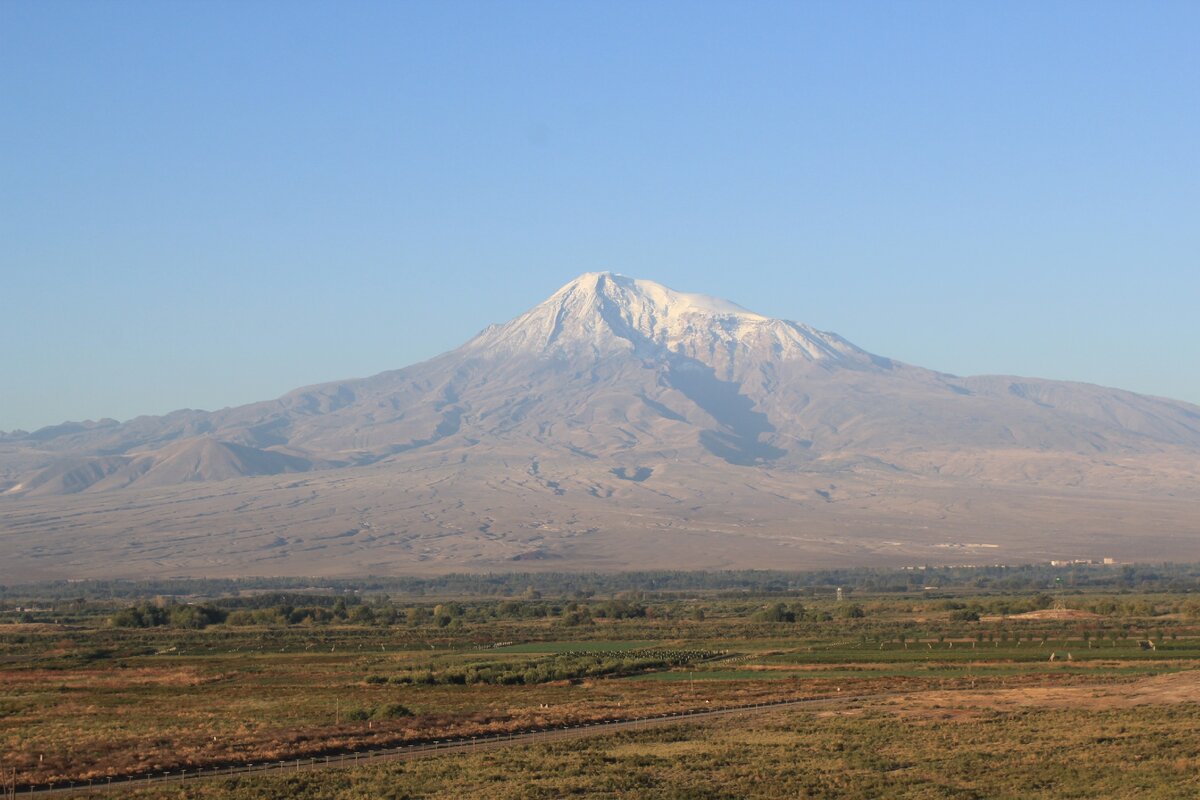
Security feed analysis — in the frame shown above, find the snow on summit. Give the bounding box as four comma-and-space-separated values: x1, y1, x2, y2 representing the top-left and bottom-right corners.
612, 273, 764, 319
465, 272, 869, 366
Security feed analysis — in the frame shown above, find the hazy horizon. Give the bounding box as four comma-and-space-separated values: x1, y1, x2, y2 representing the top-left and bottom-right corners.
3, 2, 1198, 431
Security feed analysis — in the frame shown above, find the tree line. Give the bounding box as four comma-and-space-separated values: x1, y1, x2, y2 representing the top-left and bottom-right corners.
10, 561, 1200, 602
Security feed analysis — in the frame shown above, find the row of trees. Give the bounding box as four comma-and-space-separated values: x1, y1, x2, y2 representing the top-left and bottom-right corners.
104, 591, 1197, 631
110, 602, 226, 629
19, 561, 1200, 603
373, 648, 718, 687
107, 594, 662, 630
752, 601, 864, 623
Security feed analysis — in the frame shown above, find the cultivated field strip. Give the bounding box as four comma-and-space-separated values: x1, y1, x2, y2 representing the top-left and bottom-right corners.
17, 693, 857, 797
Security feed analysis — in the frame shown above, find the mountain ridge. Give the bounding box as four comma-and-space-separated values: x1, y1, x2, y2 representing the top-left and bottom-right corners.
4, 272, 1200, 495
2, 273, 1198, 579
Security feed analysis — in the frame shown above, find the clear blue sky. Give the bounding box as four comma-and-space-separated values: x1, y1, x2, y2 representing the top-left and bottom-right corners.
2, 1, 1197, 432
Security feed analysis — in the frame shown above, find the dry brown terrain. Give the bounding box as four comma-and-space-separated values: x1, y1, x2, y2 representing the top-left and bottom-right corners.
2, 451, 1198, 580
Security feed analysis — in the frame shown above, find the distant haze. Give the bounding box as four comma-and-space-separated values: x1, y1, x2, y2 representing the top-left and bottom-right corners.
2, 4, 1198, 432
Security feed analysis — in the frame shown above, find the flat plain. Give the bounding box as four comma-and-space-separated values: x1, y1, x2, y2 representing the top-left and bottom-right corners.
3, 567, 1200, 798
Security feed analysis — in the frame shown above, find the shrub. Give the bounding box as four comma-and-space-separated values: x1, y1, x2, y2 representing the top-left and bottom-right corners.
561, 610, 593, 626
754, 603, 795, 623
371, 702, 413, 720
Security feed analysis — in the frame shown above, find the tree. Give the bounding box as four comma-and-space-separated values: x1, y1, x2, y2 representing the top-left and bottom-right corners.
754, 603, 795, 623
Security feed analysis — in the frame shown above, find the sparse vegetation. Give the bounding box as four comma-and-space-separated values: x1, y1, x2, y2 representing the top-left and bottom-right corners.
3, 569, 1200, 795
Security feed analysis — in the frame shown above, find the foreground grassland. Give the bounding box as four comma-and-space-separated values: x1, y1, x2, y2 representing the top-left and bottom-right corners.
3, 577, 1200, 797
63, 703, 1200, 799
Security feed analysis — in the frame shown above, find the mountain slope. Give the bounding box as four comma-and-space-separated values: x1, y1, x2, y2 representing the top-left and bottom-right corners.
1, 272, 1198, 578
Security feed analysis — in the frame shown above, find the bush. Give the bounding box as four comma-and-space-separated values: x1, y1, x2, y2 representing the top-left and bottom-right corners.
169, 603, 226, 629
754, 603, 795, 623
371, 702, 413, 720
561, 609, 593, 626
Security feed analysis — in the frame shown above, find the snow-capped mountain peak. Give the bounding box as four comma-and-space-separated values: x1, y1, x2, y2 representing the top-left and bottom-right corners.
464, 272, 870, 367
6, 271, 1200, 578
570, 271, 765, 319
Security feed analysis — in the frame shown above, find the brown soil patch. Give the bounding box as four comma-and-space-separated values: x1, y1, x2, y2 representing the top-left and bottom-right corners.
863, 668, 1200, 719
981, 608, 1104, 622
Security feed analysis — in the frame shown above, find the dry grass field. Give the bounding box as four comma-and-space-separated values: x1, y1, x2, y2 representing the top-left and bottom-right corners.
3, 577, 1200, 797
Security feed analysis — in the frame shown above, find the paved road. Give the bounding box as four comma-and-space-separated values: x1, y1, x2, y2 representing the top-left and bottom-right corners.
17, 693, 859, 797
